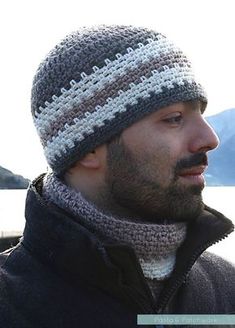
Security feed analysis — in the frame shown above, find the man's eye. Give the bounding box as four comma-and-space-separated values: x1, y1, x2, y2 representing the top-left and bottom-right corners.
163, 114, 183, 124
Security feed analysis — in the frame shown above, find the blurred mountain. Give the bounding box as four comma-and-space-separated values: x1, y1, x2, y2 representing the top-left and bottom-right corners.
205, 108, 235, 186
0, 166, 30, 189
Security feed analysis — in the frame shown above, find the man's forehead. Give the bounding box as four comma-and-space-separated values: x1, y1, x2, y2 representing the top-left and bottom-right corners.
150, 100, 206, 118
191, 99, 207, 113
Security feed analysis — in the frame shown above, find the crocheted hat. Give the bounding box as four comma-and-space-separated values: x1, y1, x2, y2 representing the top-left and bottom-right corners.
31, 25, 207, 176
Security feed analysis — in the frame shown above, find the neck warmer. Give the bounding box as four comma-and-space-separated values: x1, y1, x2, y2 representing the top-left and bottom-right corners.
42, 173, 187, 284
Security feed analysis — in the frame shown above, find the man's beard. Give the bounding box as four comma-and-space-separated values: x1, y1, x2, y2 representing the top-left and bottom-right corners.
103, 136, 207, 224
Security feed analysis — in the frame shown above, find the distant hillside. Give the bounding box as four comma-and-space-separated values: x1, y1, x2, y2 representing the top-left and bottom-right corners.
0, 166, 30, 189
205, 108, 235, 186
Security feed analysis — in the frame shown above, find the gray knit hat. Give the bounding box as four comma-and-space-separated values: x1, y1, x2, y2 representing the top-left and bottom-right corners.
31, 25, 207, 176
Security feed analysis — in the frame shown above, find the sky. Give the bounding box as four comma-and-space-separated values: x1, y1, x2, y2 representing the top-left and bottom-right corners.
0, 0, 235, 180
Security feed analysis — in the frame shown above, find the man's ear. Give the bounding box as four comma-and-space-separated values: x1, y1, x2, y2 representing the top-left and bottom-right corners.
79, 150, 101, 169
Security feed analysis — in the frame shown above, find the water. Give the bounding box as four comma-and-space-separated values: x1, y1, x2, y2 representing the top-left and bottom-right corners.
0, 187, 235, 263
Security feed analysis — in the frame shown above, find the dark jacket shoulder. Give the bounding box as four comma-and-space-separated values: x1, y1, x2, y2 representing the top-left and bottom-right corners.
170, 251, 235, 314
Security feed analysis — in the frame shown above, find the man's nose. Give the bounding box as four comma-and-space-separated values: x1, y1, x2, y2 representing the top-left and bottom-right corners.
189, 117, 220, 153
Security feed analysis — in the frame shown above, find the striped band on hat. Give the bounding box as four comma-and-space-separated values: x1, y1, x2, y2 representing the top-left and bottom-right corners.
31, 25, 207, 175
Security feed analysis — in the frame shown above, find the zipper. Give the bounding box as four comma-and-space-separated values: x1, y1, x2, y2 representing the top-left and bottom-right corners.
106, 244, 157, 313
156, 227, 234, 313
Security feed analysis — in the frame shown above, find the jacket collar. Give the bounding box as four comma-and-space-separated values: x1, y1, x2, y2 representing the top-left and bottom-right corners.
22, 173, 234, 313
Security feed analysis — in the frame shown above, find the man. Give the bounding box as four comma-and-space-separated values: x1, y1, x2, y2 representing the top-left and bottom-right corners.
0, 25, 234, 328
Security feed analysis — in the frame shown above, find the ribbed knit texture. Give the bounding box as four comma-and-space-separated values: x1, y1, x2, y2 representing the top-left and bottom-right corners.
42, 172, 187, 300
31, 25, 207, 175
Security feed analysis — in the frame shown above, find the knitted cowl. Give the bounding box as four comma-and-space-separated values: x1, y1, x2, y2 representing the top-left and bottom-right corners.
42, 172, 186, 285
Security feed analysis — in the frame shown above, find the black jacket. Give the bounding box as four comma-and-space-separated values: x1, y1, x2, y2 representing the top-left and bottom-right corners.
0, 174, 235, 328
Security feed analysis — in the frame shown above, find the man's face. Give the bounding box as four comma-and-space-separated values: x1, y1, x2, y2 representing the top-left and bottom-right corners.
104, 100, 219, 223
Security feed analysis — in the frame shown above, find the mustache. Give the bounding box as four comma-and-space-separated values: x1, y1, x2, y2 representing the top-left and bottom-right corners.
175, 153, 208, 174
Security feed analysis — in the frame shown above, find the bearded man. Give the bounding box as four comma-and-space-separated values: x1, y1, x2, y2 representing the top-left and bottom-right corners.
0, 25, 234, 328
